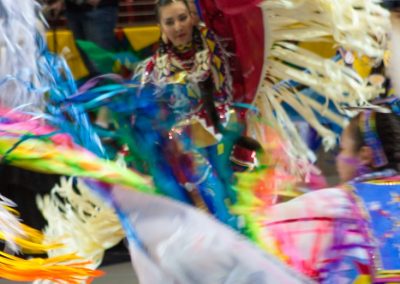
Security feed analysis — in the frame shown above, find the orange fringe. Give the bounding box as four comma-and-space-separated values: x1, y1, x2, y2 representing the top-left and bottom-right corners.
0, 204, 104, 282
0, 251, 104, 283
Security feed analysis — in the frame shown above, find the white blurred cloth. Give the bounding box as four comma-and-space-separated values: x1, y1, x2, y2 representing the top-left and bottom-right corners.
108, 187, 315, 284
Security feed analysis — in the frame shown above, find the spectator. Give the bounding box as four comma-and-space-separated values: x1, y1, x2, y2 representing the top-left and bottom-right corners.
48, 0, 120, 77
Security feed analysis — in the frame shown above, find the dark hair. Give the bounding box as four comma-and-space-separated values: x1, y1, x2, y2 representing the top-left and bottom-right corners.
347, 114, 364, 152
349, 112, 400, 171
382, 0, 400, 11
155, 0, 190, 21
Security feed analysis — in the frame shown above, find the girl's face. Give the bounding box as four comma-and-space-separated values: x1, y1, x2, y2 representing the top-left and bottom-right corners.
336, 126, 360, 182
159, 1, 194, 48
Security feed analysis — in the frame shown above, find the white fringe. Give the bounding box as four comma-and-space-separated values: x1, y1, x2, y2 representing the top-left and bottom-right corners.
0, 0, 44, 111
36, 177, 125, 274
0, 194, 25, 253
253, 0, 390, 174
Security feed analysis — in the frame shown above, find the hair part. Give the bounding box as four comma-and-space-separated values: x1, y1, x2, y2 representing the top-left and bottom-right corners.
155, 0, 190, 21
